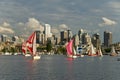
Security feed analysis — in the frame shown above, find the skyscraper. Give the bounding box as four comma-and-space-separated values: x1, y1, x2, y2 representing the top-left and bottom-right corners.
60, 30, 68, 44
92, 33, 101, 49
60, 30, 72, 44
67, 29, 72, 42
104, 31, 112, 47
78, 29, 84, 44
35, 30, 41, 44
44, 24, 52, 41
1, 34, 7, 42
82, 33, 91, 45
74, 34, 79, 46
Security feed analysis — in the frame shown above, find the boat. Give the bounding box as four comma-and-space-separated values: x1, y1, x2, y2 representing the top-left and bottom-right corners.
23, 32, 41, 60
88, 44, 97, 56
4, 52, 12, 55
96, 47, 103, 57
24, 53, 31, 57
76, 46, 84, 57
66, 39, 77, 58
73, 47, 78, 58
110, 46, 117, 56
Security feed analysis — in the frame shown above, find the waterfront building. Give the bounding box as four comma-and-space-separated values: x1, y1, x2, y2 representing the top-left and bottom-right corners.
74, 34, 79, 47
0, 37, 1, 42
1, 34, 8, 42
48, 35, 56, 46
60, 30, 68, 44
12, 36, 19, 42
55, 37, 60, 45
104, 31, 112, 47
44, 24, 52, 41
60, 30, 72, 45
92, 33, 101, 49
40, 32, 45, 45
78, 29, 84, 44
34, 30, 45, 45
67, 29, 72, 42
35, 30, 41, 44
82, 33, 91, 45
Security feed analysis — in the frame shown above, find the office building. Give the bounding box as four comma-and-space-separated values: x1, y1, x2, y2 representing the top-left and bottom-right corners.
92, 33, 101, 49
78, 29, 84, 44
44, 24, 52, 41
104, 31, 112, 47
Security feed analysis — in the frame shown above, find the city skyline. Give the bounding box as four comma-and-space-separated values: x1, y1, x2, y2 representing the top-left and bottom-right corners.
0, 29, 117, 45
0, 0, 120, 43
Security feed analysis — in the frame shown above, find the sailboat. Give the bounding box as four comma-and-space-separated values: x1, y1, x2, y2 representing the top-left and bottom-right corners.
66, 39, 77, 58
76, 46, 84, 57
73, 47, 78, 58
88, 44, 97, 56
96, 47, 103, 57
110, 46, 117, 56
23, 32, 41, 60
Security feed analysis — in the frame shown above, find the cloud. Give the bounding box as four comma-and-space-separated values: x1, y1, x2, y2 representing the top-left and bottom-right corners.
2, 22, 10, 27
0, 21, 14, 34
59, 24, 69, 31
99, 17, 117, 27
0, 26, 14, 34
26, 18, 40, 28
107, 2, 120, 9
26, 18, 44, 32
18, 22, 24, 26
51, 28, 59, 34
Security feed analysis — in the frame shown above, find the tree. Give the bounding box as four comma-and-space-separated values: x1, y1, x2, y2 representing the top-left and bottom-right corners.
46, 42, 52, 52
56, 46, 66, 55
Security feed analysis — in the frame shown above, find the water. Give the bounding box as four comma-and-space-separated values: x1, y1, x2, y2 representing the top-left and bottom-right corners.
0, 55, 120, 80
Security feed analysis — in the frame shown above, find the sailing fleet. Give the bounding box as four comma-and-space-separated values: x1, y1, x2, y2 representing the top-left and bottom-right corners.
66, 38, 117, 58
2, 32, 118, 60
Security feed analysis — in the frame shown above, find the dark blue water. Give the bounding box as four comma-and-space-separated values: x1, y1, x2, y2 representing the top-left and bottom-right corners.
0, 55, 120, 80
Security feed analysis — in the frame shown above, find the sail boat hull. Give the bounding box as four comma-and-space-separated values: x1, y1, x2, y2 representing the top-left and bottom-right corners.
67, 55, 77, 58
25, 54, 31, 57
88, 54, 97, 56
67, 55, 73, 58
72, 55, 78, 58
88, 44, 97, 57
33, 55, 41, 60
110, 46, 117, 56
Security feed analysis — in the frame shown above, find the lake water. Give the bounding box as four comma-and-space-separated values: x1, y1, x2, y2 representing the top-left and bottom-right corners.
0, 55, 120, 80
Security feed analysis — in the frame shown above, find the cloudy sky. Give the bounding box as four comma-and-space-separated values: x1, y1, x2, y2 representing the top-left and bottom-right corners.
0, 0, 120, 42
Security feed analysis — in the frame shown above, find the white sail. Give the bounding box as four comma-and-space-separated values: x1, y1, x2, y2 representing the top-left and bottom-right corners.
33, 32, 41, 60
97, 48, 103, 56
88, 44, 97, 56
33, 32, 36, 56
73, 47, 77, 55
110, 46, 117, 56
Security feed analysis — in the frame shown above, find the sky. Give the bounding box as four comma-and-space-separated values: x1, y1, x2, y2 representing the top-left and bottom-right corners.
0, 0, 120, 43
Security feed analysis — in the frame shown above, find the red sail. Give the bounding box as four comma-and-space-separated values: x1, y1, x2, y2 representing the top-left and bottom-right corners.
22, 42, 26, 54
26, 32, 36, 55
66, 39, 74, 56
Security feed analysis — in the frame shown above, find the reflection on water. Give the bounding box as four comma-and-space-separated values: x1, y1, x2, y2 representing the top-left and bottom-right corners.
0, 55, 120, 80
66, 58, 74, 80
